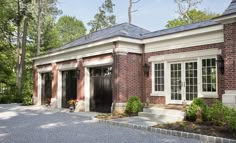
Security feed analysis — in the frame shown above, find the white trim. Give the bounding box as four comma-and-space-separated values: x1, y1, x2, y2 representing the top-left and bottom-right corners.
84, 67, 90, 112
199, 56, 218, 98
148, 48, 222, 62
144, 25, 224, 53
143, 25, 223, 44
83, 57, 113, 67
57, 63, 77, 70
151, 62, 165, 96
34, 44, 114, 66
214, 14, 236, 24
37, 66, 52, 73
57, 70, 62, 108
32, 37, 142, 61
37, 73, 42, 106
56, 63, 78, 108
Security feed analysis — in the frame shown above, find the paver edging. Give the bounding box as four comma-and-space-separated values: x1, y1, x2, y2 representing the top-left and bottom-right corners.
98, 119, 236, 143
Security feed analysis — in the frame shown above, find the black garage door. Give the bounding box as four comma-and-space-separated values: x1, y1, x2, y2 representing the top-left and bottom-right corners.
90, 66, 112, 113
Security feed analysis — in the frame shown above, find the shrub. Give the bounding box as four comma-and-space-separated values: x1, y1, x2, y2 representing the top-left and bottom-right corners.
186, 98, 209, 121
22, 96, 32, 106
209, 101, 230, 126
209, 101, 236, 130
125, 96, 143, 115
226, 108, 236, 131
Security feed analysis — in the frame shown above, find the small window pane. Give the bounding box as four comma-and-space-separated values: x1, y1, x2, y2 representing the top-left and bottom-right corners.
154, 63, 164, 92
202, 58, 217, 93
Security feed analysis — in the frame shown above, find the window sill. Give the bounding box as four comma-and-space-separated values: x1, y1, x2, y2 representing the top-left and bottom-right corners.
151, 92, 165, 97
199, 92, 219, 98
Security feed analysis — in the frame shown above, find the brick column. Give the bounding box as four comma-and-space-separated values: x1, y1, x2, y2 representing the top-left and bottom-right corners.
51, 63, 57, 107
223, 22, 236, 108
76, 59, 85, 112
112, 52, 128, 113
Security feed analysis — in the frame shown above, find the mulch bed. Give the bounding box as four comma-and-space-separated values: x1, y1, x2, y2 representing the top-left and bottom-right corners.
154, 121, 236, 140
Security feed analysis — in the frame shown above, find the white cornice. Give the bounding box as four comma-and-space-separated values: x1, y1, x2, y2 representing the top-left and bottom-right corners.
143, 25, 223, 44
32, 37, 142, 61
214, 14, 236, 24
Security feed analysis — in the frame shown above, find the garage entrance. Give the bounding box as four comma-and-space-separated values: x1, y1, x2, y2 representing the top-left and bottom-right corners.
90, 66, 112, 113
62, 70, 77, 108
41, 73, 52, 105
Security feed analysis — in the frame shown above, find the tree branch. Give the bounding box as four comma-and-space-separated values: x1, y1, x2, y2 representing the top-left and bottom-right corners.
132, 0, 141, 4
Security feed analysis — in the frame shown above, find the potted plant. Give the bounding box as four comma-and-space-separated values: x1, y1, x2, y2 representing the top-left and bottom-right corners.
67, 99, 78, 112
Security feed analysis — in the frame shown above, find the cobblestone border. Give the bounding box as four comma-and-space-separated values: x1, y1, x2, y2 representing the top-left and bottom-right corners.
98, 120, 236, 143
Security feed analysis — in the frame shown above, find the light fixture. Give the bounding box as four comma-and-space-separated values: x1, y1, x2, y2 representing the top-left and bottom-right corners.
143, 63, 150, 77
216, 55, 224, 74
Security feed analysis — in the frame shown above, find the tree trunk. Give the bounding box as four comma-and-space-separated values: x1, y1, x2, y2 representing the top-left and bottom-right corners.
36, 0, 42, 55
16, 0, 21, 96
128, 0, 132, 24
17, 17, 28, 96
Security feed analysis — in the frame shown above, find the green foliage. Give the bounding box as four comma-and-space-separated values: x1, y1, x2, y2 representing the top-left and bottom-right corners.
186, 98, 209, 121
166, 9, 220, 28
208, 101, 230, 126
88, 0, 116, 33
56, 16, 86, 46
125, 96, 143, 115
227, 109, 236, 131
209, 101, 236, 130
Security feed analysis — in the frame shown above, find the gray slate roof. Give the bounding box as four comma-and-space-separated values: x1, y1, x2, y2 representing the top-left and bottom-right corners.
222, 0, 236, 16
142, 20, 219, 39
48, 20, 219, 54
49, 23, 150, 53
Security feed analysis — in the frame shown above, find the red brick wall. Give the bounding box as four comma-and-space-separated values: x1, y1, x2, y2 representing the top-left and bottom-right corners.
127, 54, 143, 99
223, 23, 236, 90
144, 43, 224, 104
77, 60, 84, 100
33, 67, 38, 104
114, 54, 128, 102
113, 53, 143, 103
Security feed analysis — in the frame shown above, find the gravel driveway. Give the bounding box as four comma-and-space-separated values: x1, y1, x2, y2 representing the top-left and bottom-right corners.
0, 104, 200, 143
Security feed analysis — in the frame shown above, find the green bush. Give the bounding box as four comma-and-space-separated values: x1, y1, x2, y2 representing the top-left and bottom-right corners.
209, 101, 236, 130
186, 98, 209, 121
209, 101, 230, 126
125, 96, 143, 115
227, 108, 236, 131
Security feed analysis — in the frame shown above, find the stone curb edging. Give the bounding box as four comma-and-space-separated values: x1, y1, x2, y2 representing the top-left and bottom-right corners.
98, 119, 236, 143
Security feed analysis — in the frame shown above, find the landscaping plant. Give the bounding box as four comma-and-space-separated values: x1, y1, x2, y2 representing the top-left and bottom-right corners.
125, 96, 143, 115
186, 98, 209, 122
209, 100, 236, 130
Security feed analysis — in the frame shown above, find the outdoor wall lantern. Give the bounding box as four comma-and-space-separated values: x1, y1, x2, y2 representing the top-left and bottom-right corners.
143, 63, 150, 77
76, 68, 80, 80
216, 55, 224, 74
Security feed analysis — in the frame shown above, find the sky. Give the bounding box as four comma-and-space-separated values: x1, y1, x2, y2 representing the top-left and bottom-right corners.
57, 0, 232, 32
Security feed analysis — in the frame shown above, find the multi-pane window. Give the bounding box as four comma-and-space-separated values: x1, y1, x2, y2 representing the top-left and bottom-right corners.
202, 58, 217, 92
154, 63, 164, 92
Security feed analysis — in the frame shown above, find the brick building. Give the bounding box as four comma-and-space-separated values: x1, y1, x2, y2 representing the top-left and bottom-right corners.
32, 0, 236, 113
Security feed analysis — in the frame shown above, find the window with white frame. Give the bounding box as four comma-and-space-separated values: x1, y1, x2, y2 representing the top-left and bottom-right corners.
202, 58, 217, 92
154, 63, 164, 92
